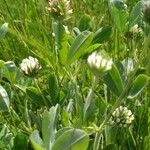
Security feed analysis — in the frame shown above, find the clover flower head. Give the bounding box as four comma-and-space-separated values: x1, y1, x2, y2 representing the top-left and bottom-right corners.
20, 56, 41, 77
110, 106, 134, 128
47, 0, 73, 20
87, 52, 113, 76
129, 24, 142, 34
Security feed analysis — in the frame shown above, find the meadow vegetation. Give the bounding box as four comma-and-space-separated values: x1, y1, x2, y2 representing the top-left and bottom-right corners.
0, 0, 150, 149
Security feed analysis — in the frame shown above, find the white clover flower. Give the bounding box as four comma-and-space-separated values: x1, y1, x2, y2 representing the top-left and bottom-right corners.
48, 0, 58, 5
116, 118, 120, 123
119, 124, 123, 127
87, 52, 101, 69
64, 0, 73, 15
123, 124, 127, 128
87, 52, 113, 76
106, 60, 113, 70
20, 56, 41, 77
129, 24, 142, 34
47, 0, 72, 19
119, 105, 123, 111
129, 24, 138, 33
127, 110, 132, 116
110, 105, 134, 128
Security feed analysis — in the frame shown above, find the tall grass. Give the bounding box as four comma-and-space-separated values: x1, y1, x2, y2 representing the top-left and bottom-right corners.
0, 0, 150, 150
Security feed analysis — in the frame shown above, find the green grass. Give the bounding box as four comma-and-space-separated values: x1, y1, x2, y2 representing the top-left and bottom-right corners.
0, 0, 150, 150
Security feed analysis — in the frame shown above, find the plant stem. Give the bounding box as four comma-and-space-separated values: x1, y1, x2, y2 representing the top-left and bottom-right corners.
34, 78, 49, 107
93, 132, 101, 150
104, 84, 109, 144
24, 98, 32, 130
128, 128, 136, 147
83, 76, 99, 121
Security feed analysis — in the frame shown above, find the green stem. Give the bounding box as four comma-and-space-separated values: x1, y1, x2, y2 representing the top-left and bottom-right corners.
8, 107, 17, 127
114, 29, 119, 59
83, 76, 99, 121
9, 107, 31, 134
93, 132, 101, 150
104, 84, 108, 144
128, 128, 136, 147
34, 78, 49, 107
24, 98, 32, 130
12, 84, 32, 130
3, 0, 14, 20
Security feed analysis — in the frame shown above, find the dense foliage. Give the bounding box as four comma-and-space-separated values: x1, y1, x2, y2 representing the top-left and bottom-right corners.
0, 0, 150, 149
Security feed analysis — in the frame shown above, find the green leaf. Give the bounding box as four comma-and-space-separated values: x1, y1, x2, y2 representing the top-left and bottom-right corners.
110, 0, 128, 32
84, 97, 96, 123
78, 14, 92, 31
13, 134, 28, 150
86, 44, 101, 54
0, 60, 5, 78
53, 22, 69, 64
3, 61, 18, 83
129, 1, 142, 29
52, 128, 89, 150
30, 130, 45, 150
67, 31, 93, 64
0, 23, 8, 38
92, 26, 112, 44
83, 88, 95, 121
104, 64, 124, 96
128, 74, 149, 99
53, 22, 64, 48
48, 74, 59, 103
42, 104, 59, 150
0, 60, 17, 83
0, 60, 5, 67
26, 87, 45, 105
55, 127, 72, 139
14, 84, 26, 93
0, 85, 10, 110
72, 27, 81, 37
61, 109, 69, 126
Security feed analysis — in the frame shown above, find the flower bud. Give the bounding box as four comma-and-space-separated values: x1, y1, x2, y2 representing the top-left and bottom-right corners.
110, 105, 134, 128
20, 56, 41, 77
87, 52, 113, 76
